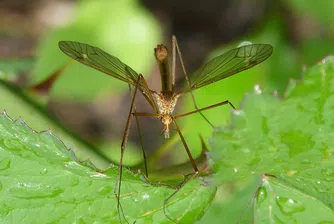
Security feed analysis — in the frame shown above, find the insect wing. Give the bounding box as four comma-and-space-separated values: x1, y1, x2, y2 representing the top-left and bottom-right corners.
184, 44, 273, 92
58, 41, 139, 86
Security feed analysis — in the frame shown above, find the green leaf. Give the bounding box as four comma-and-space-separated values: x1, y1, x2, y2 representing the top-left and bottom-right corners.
210, 56, 334, 222
197, 177, 258, 224
0, 80, 111, 169
0, 112, 216, 223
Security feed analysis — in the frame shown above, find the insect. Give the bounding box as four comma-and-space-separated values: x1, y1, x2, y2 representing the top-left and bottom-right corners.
58, 37, 273, 223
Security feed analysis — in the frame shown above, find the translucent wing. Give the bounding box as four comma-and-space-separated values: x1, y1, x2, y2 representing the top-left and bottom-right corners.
183, 44, 273, 93
58, 41, 140, 86
58, 41, 156, 109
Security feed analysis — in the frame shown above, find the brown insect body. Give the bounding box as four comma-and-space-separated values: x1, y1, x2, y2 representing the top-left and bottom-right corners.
152, 90, 180, 138
153, 44, 181, 139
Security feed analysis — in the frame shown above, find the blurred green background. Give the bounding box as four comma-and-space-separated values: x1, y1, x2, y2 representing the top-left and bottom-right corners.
0, 0, 333, 223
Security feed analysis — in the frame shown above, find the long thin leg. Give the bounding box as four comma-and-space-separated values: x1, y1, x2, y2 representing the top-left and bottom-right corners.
174, 100, 236, 119
115, 75, 144, 224
172, 119, 199, 172
172, 35, 215, 127
134, 115, 147, 177
125, 67, 159, 114
127, 84, 148, 177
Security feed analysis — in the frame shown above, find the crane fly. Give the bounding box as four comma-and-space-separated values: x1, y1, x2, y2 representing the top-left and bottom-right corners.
58, 36, 273, 223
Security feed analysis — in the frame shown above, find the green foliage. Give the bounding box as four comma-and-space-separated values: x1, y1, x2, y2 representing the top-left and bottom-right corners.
0, 112, 216, 223
32, 0, 161, 100
284, 0, 334, 26
0, 80, 111, 169
0, 1, 333, 222
0, 58, 34, 79
209, 56, 334, 222
1, 55, 333, 223
170, 17, 299, 167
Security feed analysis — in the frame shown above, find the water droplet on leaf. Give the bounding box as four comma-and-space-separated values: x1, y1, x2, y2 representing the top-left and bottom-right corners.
142, 193, 150, 200
98, 185, 113, 195
256, 186, 267, 204
9, 182, 64, 198
40, 168, 48, 175
0, 158, 10, 171
3, 139, 22, 151
276, 196, 305, 215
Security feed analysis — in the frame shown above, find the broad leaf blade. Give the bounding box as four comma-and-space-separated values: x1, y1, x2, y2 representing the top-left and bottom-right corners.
0, 112, 216, 223
210, 56, 334, 222
0, 79, 110, 169
254, 175, 334, 223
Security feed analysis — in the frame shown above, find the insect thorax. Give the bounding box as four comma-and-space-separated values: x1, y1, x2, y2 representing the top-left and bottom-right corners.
153, 91, 179, 115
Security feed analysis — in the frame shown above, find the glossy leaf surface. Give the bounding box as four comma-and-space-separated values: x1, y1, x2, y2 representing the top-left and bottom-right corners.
210, 56, 334, 222
0, 112, 216, 223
